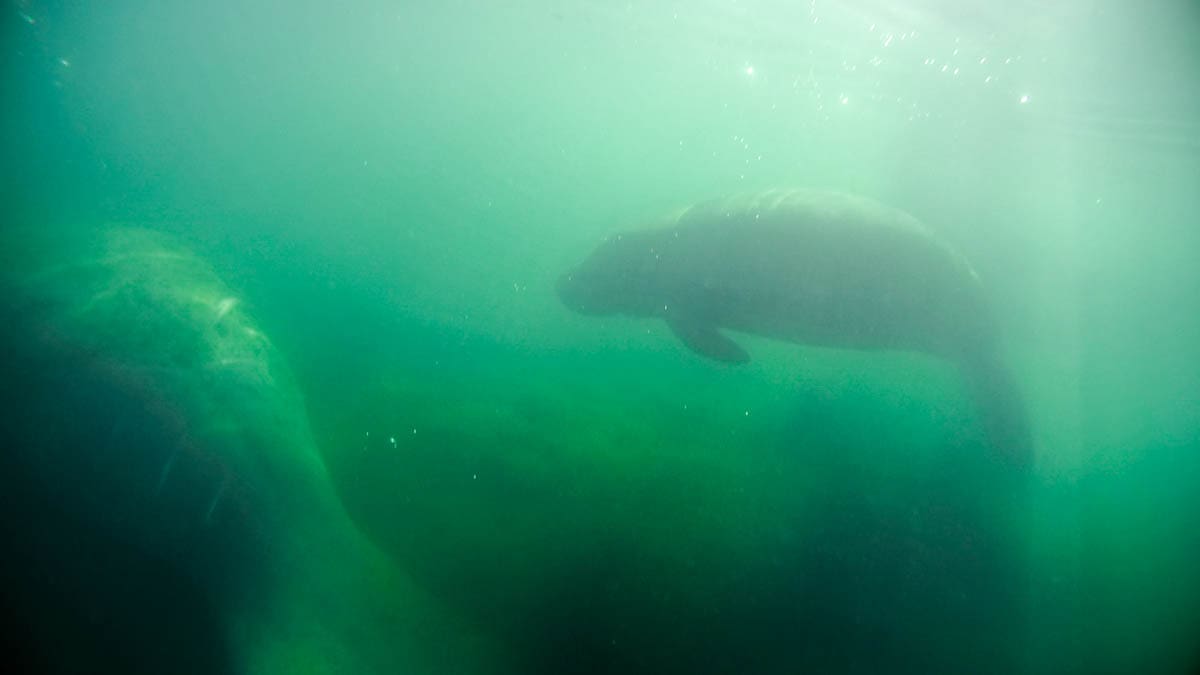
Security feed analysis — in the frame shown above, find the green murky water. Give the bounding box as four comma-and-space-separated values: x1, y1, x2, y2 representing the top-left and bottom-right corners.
2, 2, 1198, 674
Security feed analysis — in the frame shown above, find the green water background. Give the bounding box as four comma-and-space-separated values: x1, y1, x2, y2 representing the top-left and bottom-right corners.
3, 1, 1199, 673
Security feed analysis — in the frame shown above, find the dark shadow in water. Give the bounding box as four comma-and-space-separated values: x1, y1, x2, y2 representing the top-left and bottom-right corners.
0, 447, 234, 675
537, 394, 1021, 675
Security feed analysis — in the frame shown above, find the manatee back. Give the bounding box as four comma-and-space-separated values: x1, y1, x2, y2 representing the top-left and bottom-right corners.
0, 227, 337, 589
678, 188, 931, 235
673, 189, 970, 281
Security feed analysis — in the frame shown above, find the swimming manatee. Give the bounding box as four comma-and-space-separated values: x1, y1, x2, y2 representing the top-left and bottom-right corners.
0, 227, 507, 674
557, 188, 1031, 466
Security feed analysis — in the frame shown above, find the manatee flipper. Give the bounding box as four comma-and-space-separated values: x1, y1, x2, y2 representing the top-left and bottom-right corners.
961, 354, 1033, 468
667, 315, 750, 363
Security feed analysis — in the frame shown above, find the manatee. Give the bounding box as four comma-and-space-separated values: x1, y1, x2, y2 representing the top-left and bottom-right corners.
557, 188, 1031, 466
0, 227, 504, 674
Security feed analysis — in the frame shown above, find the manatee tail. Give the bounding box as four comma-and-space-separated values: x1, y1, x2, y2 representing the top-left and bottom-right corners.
961, 354, 1033, 468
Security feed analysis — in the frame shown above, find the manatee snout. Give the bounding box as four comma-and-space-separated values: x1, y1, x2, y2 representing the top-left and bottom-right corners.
555, 270, 592, 315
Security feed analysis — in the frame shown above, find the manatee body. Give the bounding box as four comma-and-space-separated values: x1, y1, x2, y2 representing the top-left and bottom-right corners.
557, 188, 1031, 465
0, 228, 501, 674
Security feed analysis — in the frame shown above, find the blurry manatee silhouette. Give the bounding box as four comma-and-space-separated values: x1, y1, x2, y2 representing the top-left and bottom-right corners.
0, 227, 503, 674
557, 188, 1031, 466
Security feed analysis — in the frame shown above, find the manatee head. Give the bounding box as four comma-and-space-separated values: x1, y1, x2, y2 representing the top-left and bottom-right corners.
556, 230, 665, 317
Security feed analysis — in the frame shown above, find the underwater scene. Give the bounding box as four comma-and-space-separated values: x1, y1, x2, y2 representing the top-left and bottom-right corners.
1, 1, 1198, 673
